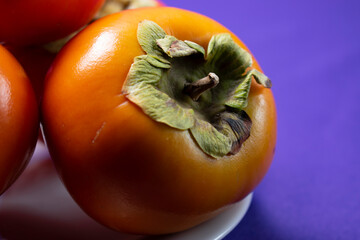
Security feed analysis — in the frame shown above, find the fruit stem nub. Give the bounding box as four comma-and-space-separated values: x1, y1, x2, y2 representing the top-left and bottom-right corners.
184, 72, 219, 101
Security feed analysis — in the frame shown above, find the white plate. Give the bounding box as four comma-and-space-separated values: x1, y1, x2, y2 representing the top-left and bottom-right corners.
160, 193, 252, 240
0, 143, 252, 240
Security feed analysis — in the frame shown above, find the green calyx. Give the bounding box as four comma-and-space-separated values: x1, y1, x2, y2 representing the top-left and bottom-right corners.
122, 20, 271, 158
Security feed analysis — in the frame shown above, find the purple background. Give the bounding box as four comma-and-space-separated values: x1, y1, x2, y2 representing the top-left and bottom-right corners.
0, 1, 358, 239
164, 0, 360, 239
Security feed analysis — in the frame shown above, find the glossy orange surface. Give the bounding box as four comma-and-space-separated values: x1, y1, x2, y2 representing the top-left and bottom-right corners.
0, 45, 39, 195
4, 45, 56, 104
42, 7, 276, 234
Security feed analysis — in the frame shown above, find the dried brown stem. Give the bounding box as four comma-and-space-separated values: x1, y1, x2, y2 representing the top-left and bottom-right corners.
184, 73, 219, 101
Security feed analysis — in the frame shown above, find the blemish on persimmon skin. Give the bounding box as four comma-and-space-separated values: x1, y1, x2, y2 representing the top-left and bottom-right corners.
91, 122, 106, 144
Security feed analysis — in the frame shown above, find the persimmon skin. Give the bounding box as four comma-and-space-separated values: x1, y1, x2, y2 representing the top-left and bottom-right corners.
0, 0, 105, 46
4, 45, 56, 104
0, 45, 39, 195
42, 7, 276, 234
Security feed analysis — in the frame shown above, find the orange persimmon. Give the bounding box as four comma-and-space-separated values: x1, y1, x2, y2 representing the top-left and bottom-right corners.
42, 7, 276, 234
0, 0, 105, 46
0, 45, 39, 195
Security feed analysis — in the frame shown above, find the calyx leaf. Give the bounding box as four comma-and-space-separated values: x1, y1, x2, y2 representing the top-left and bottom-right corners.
137, 20, 166, 56
156, 36, 203, 58
122, 54, 194, 130
190, 120, 231, 158
122, 20, 271, 158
